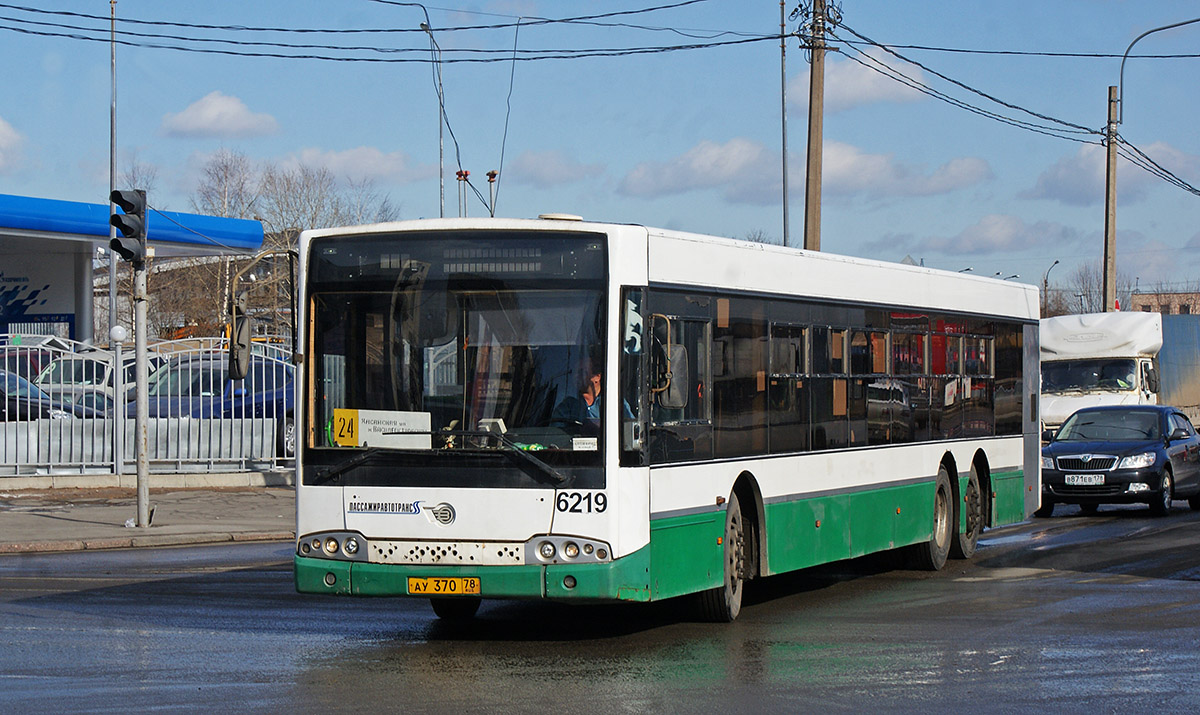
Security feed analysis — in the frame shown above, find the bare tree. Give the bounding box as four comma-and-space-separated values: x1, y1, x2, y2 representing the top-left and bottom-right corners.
256, 163, 341, 246
742, 229, 777, 245
165, 153, 400, 340
1064, 262, 1134, 313
191, 148, 259, 219
120, 154, 160, 205
343, 177, 400, 226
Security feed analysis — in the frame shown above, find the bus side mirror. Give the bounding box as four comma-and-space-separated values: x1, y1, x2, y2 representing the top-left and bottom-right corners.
229, 292, 251, 381
658, 344, 689, 410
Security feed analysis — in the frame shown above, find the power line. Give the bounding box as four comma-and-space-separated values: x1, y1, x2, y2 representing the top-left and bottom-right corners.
836, 22, 1096, 135
831, 36, 1200, 60
0, 1, 717, 36
832, 38, 1102, 146
0, 19, 773, 63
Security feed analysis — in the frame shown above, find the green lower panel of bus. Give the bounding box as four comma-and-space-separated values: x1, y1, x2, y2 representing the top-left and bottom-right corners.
990, 468, 1027, 526
295, 545, 654, 601
762, 481, 934, 575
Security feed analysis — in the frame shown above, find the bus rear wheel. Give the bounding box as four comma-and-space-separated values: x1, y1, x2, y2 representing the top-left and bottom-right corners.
697, 492, 745, 622
430, 596, 481, 621
951, 468, 981, 560
910, 466, 952, 571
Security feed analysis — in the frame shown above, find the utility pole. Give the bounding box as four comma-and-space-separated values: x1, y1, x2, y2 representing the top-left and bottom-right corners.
1102, 86, 1118, 312
780, 0, 790, 248
803, 0, 827, 252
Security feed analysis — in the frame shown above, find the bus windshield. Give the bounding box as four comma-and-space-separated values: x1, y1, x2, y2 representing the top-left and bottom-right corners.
307, 232, 607, 464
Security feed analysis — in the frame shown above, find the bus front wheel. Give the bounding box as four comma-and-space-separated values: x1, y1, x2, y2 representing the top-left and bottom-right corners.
910, 466, 952, 571
697, 492, 745, 622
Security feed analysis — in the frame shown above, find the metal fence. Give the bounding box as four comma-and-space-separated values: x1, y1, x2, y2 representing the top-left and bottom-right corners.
0, 333, 294, 476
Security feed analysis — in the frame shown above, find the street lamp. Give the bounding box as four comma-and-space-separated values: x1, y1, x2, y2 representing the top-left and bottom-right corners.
1042, 259, 1059, 315
1103, 16, 1200, 312
420, 20, 445, 218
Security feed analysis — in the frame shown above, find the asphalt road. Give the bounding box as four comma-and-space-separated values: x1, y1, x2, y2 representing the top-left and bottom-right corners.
2, 503, 1199, 713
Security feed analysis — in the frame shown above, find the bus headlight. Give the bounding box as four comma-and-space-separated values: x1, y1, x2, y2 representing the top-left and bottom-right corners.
324, 538, 340, 554
343, 537, 359, 555
527, 536, 611, 563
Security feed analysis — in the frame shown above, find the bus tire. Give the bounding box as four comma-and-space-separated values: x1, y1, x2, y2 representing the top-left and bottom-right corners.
697, 492, 745, 622
430, 596, 481, 620
910, 466, 952, 571
950, 468, 981, 560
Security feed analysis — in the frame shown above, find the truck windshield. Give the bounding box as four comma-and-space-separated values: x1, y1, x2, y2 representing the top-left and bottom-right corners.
306, 231, 607, 474
1042, 359, 1137, 392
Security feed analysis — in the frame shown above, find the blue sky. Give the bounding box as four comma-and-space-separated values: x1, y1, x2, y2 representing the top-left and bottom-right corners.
1, 0, 1198, 294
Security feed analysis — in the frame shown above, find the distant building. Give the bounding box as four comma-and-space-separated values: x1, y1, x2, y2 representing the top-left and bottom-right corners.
1128, 291, 1200, 315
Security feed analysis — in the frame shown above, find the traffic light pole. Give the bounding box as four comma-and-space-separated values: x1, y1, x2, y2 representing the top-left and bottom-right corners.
109, 188, 152, 527
134, 258, 151, 527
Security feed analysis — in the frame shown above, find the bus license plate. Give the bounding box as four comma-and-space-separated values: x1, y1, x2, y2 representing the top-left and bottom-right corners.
1065, 474, 1104, 486
407, 577, 481, 595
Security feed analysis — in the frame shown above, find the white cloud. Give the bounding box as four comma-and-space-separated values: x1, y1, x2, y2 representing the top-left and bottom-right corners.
617, 137, 989, 205
284, 146, 433, 184
824, 141, 991, 198
161, 91, 278, 138
507, 150, 604, 187
618, 137, 774, 202
878, 214, 1084, 256
790, 48, 925, 113
0, 115, 23, 172
1023, 141, 1200, 206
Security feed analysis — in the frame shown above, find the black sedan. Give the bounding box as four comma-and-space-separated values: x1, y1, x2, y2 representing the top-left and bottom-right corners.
1039, 405, 1200, 517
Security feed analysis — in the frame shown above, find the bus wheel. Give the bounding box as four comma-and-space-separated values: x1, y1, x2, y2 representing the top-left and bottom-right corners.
951, 468, 981, 560
430, 597, 481, 621
911, 467, 952, 571
697, 492, 745, 622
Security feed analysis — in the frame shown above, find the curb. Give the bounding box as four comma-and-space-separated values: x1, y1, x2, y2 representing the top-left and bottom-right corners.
0, 471, 294, 491
0, 531, 295, 555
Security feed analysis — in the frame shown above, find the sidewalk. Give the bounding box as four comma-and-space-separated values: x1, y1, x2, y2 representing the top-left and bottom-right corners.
0, 485, 296, 554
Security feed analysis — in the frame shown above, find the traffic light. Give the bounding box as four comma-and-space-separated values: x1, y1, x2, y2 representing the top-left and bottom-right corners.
109, 189, 147, 264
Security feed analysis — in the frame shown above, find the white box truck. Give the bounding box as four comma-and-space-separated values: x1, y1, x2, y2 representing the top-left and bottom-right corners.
1040, 312, 1200, 433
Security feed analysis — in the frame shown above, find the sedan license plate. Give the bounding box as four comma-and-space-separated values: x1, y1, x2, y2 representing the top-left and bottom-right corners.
407, 576, 481, 595
1065, 474, 1105, 486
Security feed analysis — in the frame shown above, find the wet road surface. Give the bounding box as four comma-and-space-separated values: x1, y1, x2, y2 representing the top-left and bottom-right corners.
2, 503, 1199, 712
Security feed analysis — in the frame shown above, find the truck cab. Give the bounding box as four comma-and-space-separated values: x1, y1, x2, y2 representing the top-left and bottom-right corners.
1040, 313, 1164, 435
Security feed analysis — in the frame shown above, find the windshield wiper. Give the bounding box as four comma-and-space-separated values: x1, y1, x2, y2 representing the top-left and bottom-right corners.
387, 428, 568, 486
312, 446, 386, 485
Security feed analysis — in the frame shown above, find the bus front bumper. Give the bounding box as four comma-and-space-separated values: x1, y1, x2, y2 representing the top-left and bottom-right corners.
295, 545, 652, 602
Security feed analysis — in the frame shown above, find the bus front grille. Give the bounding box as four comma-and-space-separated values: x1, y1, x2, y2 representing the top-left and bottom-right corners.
370, 540, 526, 566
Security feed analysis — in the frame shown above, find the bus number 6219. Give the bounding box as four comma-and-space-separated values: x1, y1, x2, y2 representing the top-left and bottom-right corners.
556, 491, 607, 513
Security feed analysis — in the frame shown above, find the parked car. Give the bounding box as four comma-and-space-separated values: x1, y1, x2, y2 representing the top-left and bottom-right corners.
35, 349, 167, 410
1, 346, 57, 382
1039, 405, 1200, 517
131, 354, 294, 457
0, 370, 98, 420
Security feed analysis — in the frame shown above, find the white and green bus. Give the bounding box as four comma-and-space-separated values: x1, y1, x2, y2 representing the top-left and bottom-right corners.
287, 216, 1040, 621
